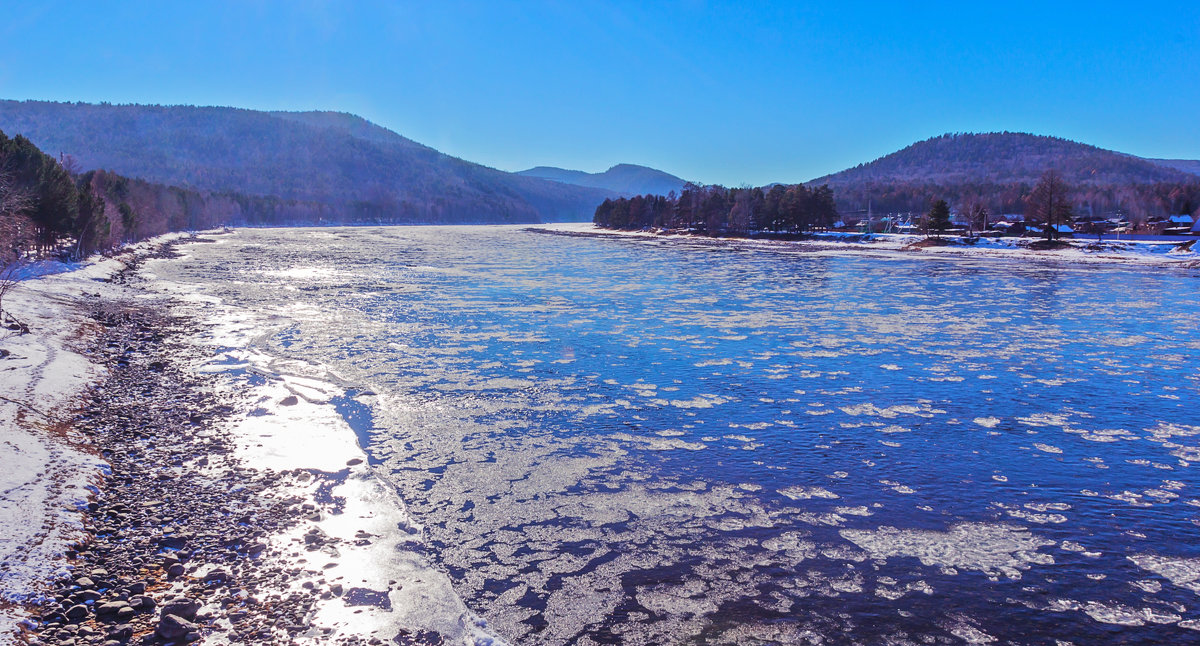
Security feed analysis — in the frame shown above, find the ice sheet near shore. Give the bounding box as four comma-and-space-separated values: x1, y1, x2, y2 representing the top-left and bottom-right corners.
0, 236, 189, 642
144, 240, 500, 645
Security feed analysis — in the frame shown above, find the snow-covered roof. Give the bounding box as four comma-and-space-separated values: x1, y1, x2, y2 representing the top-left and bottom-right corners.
1168, 214, 1195, 225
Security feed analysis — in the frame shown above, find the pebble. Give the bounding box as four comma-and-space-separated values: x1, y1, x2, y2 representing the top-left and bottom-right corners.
156, 613, 198, 640
64, 605, 89, 622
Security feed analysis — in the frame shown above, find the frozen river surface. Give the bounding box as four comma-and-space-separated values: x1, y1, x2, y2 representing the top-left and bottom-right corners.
158, 225, 1200, 644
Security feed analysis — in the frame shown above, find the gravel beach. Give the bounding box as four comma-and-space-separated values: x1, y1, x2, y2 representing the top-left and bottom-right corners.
6, 238, 483, 646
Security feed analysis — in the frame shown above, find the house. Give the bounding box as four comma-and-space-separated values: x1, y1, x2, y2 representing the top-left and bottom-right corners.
991, 220, 1025, 235
1163, 215, 1197, 235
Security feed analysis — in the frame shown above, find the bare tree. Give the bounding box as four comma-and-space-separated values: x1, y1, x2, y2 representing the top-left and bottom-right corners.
1028, 170, 1073, 240
0, 262, 28, 333
0, 158, 33, 333
967, 202, 989, 237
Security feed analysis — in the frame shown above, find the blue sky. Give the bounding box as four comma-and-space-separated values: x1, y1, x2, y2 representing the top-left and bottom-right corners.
1, 1, 1196, 186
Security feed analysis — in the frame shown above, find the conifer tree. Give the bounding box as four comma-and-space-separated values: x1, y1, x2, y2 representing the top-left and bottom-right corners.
927, 199, 951, 238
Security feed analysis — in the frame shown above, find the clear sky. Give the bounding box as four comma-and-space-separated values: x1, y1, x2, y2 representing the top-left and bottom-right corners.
0, 1, 1196, 186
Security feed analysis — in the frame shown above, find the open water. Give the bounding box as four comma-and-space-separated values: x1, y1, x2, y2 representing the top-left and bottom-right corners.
157, 225, 1200, 645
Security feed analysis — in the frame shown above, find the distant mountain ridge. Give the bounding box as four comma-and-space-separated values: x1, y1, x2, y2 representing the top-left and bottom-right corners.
809, 132, 1200, 217
0, 100, 617, 224
517, 163, 687, 197
812, 132, 1196, 187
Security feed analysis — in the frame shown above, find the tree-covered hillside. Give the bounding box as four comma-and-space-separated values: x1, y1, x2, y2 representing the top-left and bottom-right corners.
594, 182, 837, 234
1, 129, 234, 261
0, 101, 615, 224
815, 133, 1194, 186
811, 133, 1200, 219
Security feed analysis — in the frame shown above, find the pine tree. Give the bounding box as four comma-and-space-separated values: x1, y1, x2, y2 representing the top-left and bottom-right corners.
927, 199, 951, 238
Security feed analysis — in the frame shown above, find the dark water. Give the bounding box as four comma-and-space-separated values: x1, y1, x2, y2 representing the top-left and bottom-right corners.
160, 225, 1200, 644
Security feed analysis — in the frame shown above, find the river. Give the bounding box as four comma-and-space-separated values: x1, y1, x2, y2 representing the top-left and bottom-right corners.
153, 224, 1200, 644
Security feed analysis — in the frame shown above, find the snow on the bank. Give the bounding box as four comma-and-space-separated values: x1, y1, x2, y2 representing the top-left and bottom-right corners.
0, 233, 200, 643
0, 261, 127, 639
533, 223, 1200, 268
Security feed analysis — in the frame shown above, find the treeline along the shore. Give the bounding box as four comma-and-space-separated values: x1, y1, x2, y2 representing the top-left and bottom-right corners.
2, 129, 230, 260
593, 182, 838, 233
1, 128, 393, 262
832, 180, 1200, 222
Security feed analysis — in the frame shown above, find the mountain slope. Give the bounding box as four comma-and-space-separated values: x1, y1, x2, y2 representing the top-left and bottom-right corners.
812, 132, 1196, 187
0, 100, 615, 224
518, 163, 687, 197
806, 132, 1200, 217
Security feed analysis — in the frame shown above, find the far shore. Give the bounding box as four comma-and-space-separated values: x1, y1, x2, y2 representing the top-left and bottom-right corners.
528, 223, 1200, 268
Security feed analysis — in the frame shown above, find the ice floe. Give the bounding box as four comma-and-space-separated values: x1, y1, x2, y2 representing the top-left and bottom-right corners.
841, 523, 1055, 579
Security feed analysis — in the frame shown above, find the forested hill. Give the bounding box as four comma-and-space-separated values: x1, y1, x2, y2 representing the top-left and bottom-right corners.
810, 132, 1200, 217
517, 163, 687, 197
0, 100, 615, 224
814, 133, 1195, 186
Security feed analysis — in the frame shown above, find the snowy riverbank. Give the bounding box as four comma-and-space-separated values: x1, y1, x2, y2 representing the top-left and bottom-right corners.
532, 223, 1200, 268
0, 235, 190, 641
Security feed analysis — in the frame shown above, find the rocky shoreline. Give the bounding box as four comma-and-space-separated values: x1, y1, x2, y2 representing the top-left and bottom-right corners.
16, 243, 416, 646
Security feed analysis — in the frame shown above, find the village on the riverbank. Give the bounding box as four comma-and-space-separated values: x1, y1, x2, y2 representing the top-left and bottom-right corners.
593, 169, 1200, 243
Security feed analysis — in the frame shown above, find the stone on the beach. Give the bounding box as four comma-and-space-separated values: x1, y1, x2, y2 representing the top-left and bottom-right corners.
73, 589, 102, 603
203, 567, 230, 583
106, 624, 133, 641
160, 535, 188, 550
156, 613, 198, 641
160, 597, 201, 621
64, 604, 89, 622
95, 601, 129, 616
